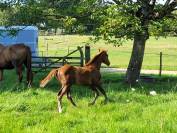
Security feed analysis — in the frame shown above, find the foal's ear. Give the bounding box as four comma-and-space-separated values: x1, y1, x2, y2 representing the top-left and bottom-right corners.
98, 48, 105, 52
98, 48, 101, 52
98, 48, 108, 52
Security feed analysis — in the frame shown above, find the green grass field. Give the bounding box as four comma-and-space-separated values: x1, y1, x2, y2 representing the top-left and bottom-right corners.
38, 35, 177, 70
0, 70, 177, 133
1, 35, 177, 132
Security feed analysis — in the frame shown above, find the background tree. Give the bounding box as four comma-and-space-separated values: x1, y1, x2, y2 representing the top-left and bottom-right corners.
0, 0, 100, 33
94, 0, 177, 84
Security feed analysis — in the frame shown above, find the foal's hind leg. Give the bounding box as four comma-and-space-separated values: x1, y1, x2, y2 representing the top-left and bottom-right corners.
57, 85, 68, 113
88, 85, 99, 106
67, 89, 77, 107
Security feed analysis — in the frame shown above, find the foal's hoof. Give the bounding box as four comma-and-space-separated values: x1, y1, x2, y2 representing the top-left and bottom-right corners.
107, 98, 115, 103
58, 108, 62, 113
88, 102, 95, 106
27, 84, 32, 88
101, 99, 108, 105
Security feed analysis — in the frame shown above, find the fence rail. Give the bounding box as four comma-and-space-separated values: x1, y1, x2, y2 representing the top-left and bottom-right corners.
32, 42, 177, 76
32, 46, 90, 74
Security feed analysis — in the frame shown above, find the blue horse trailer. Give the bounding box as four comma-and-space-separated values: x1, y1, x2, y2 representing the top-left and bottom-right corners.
0, 26, 38, 56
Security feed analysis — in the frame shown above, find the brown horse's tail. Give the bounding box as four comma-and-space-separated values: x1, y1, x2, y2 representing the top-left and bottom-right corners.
26, 46, 33, 87
40, 69, 58, 88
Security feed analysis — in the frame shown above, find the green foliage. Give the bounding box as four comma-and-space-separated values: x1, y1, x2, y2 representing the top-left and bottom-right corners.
62, 16, 77, 33
0, 0, 100, 34
149, 17, 177, 37
1, 0, 177, 37
93, 4, 142, 45
92, 1, 177, 45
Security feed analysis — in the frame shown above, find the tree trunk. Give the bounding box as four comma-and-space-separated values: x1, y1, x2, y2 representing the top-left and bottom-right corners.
126, 34, 147, 84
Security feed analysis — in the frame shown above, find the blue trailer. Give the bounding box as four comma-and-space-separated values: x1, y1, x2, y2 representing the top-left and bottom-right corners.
0, 26, 38, 56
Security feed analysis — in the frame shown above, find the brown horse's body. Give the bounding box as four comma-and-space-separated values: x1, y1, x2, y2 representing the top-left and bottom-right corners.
59, 64, 101, 85
40, 50, 110, 113
0, 43, 33, 86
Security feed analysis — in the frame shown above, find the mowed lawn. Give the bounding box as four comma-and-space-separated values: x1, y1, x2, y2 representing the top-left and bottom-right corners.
38, 35, 177, 70
0, 70, 177, 132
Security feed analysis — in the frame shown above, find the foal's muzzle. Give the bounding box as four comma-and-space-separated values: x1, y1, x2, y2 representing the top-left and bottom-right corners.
106, 60, 110, 66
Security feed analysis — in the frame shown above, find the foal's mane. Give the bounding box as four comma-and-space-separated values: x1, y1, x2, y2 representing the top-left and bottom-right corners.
85, 51, 104, 66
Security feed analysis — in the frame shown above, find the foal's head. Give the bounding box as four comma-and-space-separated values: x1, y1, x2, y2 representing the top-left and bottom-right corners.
99, 49, 110, 66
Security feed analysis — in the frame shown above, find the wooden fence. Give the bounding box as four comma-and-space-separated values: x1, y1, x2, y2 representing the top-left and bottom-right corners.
32, 45, 90, 74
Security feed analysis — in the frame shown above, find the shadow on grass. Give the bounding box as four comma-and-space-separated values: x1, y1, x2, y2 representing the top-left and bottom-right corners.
1, 70, 177, 97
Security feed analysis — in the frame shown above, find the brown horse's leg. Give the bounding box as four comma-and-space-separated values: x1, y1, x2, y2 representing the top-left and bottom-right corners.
24, 59, 32, 87
96, 84, 108, 104
0, 69, 3, 81
11, 61, 23, 83
57, 85, 68, 113
67, 90, 77, 107
17, 65, 23, 83
88, 86, 99, 106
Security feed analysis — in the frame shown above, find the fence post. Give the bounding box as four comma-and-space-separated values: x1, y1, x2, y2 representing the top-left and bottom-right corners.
78, 46, 84, 67
44, 57, 47, 71
85, 45, 90, 64
159, 52, 162, 76
62, 58, 66, 65
46, 42, 49, 56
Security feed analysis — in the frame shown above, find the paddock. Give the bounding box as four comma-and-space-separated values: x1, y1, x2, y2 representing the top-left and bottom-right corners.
0, 35, 177, 132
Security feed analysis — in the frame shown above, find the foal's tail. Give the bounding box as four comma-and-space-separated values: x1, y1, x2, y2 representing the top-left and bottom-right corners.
40, 68, 59, 88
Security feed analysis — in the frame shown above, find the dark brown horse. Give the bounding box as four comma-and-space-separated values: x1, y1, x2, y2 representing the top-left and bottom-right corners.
0, 43, 33, 87
40, 49, 110, 113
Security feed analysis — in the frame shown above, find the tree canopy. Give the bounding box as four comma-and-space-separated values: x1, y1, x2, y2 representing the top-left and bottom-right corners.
0, 0, 101, 33
93, 0, 177, 44
1, 0, 177, 36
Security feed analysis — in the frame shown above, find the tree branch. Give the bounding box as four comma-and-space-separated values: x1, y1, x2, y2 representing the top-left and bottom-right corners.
102, 1, 114, 5
151, 0, 156, 8
137, 0, 151, 4
165, 0, 172, 6
111, 0, 121, 5
43, 11, 93, 20
152, 0, 177, 20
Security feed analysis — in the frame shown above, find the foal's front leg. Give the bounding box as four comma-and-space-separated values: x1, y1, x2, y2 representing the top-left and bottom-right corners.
96, 84, 108, 104
88, 85, 99, 106
0, 69, 3, 81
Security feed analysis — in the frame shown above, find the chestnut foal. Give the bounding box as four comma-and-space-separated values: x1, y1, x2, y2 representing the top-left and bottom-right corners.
40, 49, 110, 113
